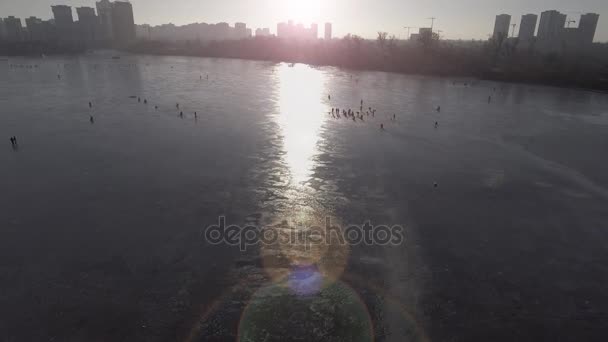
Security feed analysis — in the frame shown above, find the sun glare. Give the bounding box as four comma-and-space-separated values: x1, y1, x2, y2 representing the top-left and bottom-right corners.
277, 0, 323, 24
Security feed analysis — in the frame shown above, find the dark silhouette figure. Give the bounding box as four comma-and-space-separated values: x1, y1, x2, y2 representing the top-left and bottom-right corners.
88, 102, 92, 108
434, 121, 438, 128
155, 106, 158, 110
194, 112, 197, 118
176, 103, 179, 109
328, 94, 331, 100
144, 99, 147, 104
180, 111, 183, 118
10, 136, 18, 150
90, 116, 94, 124
138, 97, 141, 103
434, 182, 438, 188
436, 106, 441, 112
380, 123, 384, 130
488, 96, 492, 103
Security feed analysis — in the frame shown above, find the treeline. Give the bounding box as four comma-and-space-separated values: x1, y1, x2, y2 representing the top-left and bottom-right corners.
126, 36, 608, 90
127, 36, 489, 77
4, 34, 607, 91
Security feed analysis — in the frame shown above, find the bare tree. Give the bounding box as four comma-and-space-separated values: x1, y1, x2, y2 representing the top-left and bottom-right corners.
377, 32, 388, 48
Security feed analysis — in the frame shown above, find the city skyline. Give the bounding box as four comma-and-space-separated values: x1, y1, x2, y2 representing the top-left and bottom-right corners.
1, 0, 607, 41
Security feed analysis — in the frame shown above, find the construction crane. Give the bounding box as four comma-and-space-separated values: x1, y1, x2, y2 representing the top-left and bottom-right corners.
427, 17, 436, 31
403, 26, 417, 39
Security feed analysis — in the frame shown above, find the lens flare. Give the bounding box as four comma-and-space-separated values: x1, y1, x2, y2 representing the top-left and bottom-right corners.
238, 280, 374, 342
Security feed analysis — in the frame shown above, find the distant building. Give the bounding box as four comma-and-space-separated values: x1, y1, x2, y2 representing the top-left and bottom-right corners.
135, 24, 151, 40
215, 22, 231, 40
112, 1, 135, 45
537, 10, 566, 40
52, 5, 74, 42
76, 7, 97, 44
560, 27, 583, 50
4, 16, 24, 42
578, 13, 599, 44
493, 14, 511, 40
518, 14, 537, 41
255, 27, 270, 37
96, 0, 114, 41
535, 10, 567, 53
277, 22, 286, 37
0, 19, 4, 40
418, 27, 432, 40
0, 19, 5, 40
310, 23, 318, 39
51, 5, 73, 27
235, 22, 247, 39
277, 20, 318, 40
324, 22, 332, 40
25, 16, 45, 41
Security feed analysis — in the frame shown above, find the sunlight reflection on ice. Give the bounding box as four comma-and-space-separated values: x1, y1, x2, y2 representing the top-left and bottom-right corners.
275, 63, 327, 186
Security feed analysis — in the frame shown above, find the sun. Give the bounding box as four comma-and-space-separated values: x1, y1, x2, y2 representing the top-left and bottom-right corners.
278, 0, 323, 24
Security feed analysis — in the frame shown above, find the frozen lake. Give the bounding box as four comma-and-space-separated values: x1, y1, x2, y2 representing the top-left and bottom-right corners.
1, 52, 608, 341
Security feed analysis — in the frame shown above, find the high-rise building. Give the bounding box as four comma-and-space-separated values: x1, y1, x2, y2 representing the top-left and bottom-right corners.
493, 14, 511, 40
51, 5, 73, 27
277, 22, 286, 37
135, 24, 151, 40
578, 13, 599, 44
310, 23, 318, 39
112, 1, 136, 45
324, 22, 332, 40
277, 21, 318, 40
416, 27, 433, 41
96, 0, 114, 41
235, 22, 247, 39
255, 28, 270, 37
77, 7, 96, 22
77, 7, 97, 44
518, 14, 538, 40
215, 22, 230, 40
4, 16, 24, 41
52, 5, 74, 42
25, 16, 45, 41
537, 10, 566, 40
0, 19, 5, 40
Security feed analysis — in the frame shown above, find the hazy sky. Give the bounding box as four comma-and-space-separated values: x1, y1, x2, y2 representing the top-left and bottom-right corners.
2, 0, 607, 41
